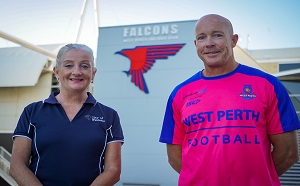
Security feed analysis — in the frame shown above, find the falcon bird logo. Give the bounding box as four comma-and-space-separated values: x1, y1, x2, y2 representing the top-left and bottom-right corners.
115, 43, 185, 94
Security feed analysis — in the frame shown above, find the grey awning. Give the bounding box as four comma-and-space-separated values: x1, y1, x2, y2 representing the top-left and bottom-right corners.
0, 44, 61, 87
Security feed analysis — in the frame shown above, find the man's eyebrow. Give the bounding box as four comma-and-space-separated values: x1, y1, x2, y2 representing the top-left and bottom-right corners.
212, 30, 224, 33
196, 33, 205, 37
63, 60, 74, 63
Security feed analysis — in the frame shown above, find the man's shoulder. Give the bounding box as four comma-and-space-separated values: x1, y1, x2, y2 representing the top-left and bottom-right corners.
238, 64, 276, 79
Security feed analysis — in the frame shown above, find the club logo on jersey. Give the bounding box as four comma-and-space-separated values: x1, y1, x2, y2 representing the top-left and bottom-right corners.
84, 115, 105, 122
239, 85, 256, 100
115, 43, 185, 94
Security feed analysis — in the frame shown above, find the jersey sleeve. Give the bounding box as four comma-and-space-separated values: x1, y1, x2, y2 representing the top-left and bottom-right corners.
266, 78, 300, 134
159, 93, 185, 145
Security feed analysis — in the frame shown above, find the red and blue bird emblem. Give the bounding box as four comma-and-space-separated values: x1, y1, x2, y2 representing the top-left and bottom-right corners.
115, 43, 185, 93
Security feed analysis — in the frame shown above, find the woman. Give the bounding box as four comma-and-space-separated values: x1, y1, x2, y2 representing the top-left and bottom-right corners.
10, 44, 124, 186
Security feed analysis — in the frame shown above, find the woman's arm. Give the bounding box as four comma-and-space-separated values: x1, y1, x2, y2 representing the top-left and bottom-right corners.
90, 142, 122, 186
10, 137, 43, 186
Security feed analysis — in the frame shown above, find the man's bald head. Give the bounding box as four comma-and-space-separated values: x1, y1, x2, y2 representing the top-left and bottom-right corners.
195, 14, 234, 36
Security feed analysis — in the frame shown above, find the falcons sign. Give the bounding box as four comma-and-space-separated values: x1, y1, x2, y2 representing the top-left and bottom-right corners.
115, 43, 185, 94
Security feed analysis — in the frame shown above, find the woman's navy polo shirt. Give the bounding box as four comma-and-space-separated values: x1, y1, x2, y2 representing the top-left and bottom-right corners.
13, 92, 124, 186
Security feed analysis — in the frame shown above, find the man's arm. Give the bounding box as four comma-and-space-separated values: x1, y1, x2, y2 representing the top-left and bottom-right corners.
166, 144, 182, 173
270, 130, 299, 176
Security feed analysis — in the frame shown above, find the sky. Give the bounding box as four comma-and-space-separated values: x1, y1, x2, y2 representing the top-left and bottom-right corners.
0, 0, 300, 53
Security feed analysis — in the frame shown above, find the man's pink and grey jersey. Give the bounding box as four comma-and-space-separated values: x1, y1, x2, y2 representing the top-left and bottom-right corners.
159, 64, 300, 186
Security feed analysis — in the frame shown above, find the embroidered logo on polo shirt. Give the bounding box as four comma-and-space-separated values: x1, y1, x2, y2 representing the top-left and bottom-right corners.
239, 85, 256, 100
84, 115, 105, 122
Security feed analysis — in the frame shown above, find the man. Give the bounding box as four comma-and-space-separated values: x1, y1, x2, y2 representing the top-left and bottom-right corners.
159, 14, 300, 186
